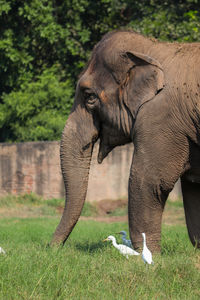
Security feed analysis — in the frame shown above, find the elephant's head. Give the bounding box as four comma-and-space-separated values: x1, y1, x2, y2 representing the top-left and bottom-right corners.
51, 31, 165, 245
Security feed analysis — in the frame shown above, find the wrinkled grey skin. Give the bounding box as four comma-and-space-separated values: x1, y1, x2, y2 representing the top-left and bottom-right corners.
51, 30, 200, 252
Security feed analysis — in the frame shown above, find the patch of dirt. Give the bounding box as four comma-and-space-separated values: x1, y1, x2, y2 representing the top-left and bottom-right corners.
162, 206, 185, 226
56, 206, 64, 214
0, 207, 41, 218
0, 198, 186, 226
95, 198, 127, 215
80, 215, 128, 223
56, 199, 128, 223
80, 199, 185, 224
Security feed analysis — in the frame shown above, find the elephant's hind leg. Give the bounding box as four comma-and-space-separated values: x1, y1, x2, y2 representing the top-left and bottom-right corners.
181, 177, 200, 248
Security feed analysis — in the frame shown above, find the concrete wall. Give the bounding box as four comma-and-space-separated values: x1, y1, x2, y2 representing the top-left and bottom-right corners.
0, 141, 64, 199
0, 141, 182, 201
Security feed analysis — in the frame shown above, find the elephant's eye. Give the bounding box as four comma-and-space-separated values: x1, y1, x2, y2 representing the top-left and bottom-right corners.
84, 91, 98, 106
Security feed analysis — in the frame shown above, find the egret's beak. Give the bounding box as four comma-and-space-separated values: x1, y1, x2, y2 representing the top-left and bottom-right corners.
103, 238, 108, 242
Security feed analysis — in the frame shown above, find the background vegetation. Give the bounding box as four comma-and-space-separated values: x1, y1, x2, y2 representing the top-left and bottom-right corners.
0, 0, 199, 142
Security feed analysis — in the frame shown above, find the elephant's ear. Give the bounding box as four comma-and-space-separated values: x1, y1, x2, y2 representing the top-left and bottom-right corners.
120, 51, 165, 117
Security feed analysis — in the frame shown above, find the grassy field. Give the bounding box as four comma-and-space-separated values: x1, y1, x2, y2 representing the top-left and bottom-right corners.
0, 195, 200, 299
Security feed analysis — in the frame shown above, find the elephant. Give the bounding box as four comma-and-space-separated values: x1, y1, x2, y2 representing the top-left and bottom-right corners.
51, 30, 200, 252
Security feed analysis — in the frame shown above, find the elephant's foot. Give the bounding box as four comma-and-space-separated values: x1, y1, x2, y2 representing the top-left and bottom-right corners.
50, 235, 63, 247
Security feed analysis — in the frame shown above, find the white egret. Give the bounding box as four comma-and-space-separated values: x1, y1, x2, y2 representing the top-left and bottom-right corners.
0, 246, 6, 255
117, 230, 132, 248
141, 233, 154, 265
103, 235, 140, 259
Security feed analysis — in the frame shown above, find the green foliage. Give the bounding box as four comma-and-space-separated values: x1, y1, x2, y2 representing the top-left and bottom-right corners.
0, 66, 74, 141
129, 1, 200, 42
0, 0, 199, 141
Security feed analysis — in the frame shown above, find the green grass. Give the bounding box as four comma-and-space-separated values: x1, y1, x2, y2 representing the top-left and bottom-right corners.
81, 202, 98, 217
167, 198, 183, 208
0, 193, 44, 207
110, 206, 127, 216
0, 194, 198, 299
0, 194, 98, 217
0, 216, 199, 300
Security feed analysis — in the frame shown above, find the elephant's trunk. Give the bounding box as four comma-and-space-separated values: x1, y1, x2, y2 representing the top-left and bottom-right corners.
51, 110, 98, 245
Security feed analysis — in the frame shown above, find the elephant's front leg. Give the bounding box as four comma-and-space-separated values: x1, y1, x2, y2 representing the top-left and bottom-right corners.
128, 164, 168, 253
128, 140, 188, 253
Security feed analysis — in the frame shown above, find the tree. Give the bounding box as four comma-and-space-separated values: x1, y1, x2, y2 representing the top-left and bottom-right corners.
0, 0, 199, 141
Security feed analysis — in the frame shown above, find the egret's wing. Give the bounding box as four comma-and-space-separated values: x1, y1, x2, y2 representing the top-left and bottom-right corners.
147, 249, 153, 263
127, 239, 133, 248
122, 237, 133, 248
118, 244, 132, 254
143, 248, 153, 264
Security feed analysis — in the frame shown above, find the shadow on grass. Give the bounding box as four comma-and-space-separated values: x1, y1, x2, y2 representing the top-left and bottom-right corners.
74, 241, 106, 253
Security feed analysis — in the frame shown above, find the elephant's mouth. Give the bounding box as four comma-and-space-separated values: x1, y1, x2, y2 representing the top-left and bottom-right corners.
98, 142, 114, 164
97, 126, 119, 163
97, 128, 132, 163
